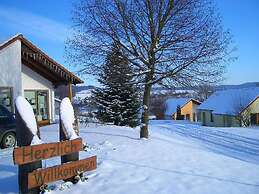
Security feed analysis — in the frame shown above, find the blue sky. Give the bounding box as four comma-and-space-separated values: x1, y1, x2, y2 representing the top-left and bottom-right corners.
0, 0, 258, 86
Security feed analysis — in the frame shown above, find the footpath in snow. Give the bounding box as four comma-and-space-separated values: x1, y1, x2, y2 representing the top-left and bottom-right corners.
1, 120, 259, 194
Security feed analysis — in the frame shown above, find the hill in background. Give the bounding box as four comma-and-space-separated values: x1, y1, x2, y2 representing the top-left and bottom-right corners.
68, 82, 259, 101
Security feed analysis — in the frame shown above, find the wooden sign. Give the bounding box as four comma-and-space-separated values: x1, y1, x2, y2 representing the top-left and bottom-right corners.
14, 97, 97, 194
28, 156, 97, 189
13, 138, 83, 165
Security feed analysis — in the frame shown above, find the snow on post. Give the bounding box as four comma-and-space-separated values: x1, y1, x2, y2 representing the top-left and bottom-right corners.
15, 96, 42, 194
15, 96, 42, 145
60, 97, 79, 140
59, 97, 79, 183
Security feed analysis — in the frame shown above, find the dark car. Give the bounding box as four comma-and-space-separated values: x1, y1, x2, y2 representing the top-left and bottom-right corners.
0, 105, 16, 148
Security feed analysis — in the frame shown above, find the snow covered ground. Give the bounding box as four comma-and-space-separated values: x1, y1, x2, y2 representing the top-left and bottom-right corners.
1, 120, 259, 194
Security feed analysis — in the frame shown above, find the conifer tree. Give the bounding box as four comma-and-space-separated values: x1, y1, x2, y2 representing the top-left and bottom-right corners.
93, 44, 140, 127
176, 105, 182, 120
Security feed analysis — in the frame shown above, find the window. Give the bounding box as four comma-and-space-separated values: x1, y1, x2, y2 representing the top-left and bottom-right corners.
210, 112, 214, 122
202, 112, 206, 125
24, 90, 49, 122
0, 87, 13, 112
251, 113, 259, 126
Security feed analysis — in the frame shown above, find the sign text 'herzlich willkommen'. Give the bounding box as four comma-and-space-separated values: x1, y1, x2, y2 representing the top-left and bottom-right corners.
13, 138, 83, 165
28, 156, 97, 189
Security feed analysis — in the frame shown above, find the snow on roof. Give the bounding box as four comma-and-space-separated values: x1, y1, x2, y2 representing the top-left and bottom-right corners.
0, 33, 22, 49
164, 98, 192, 116
199, 87, 259, 115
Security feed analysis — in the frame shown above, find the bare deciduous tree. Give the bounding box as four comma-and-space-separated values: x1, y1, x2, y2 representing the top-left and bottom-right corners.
195, 84, 215, 102
149, 94, 166, 119
66, 0, 233, 138
233, 96, 251, 127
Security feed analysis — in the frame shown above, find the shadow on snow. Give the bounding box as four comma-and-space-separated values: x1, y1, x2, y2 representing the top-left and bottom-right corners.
155, 123, 259, 165
0, 164, 18, 193
107, 158, 259, 188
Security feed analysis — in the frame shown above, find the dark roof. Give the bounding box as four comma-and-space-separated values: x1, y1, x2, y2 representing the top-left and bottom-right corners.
0, 34, 83, 85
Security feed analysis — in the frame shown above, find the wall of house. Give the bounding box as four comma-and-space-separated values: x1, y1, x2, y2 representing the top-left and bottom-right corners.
192, 102, 200, 122
200, 110, 211, 126
174, 100, 200, 122
180, 101, 193, 121
21, 64, 55, 123
241, 97, 259, 126
200, 110, 240, 127
245, 97, 259, 114
0, 40, 22, 109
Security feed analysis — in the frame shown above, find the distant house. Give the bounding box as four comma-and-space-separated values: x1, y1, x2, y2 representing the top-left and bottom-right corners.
0, 34, 83, 125
198, 87, 259, 127
164, 98, 201, 122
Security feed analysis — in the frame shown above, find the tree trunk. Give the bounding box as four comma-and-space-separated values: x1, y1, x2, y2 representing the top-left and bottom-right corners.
140, 83, 152, 138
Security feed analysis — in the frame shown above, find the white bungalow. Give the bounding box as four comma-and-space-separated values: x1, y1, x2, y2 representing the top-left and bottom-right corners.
0, 34, 83, 125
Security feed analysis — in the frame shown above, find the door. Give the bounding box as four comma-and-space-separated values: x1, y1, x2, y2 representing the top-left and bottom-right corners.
37, 91, 48, 123
186, 114, 190, 121
251, 113, 259, 126
24, 90, 49, 125
202, 112, 206, 125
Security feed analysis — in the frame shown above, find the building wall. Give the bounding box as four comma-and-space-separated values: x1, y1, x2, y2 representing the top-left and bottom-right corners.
172, 100, 200, 122
191, 102, 200, 122
200, 110, 240, 127
241, 97, 259, 126
21, 64, 55, 123
181, 101, 193, 121
244, 97, 259, 114
0, 40, 22, 109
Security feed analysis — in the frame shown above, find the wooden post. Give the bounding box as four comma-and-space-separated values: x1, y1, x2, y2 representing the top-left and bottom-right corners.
68, 82, 73, 102
16, 105, 42, 194
59, 104, 79, 183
